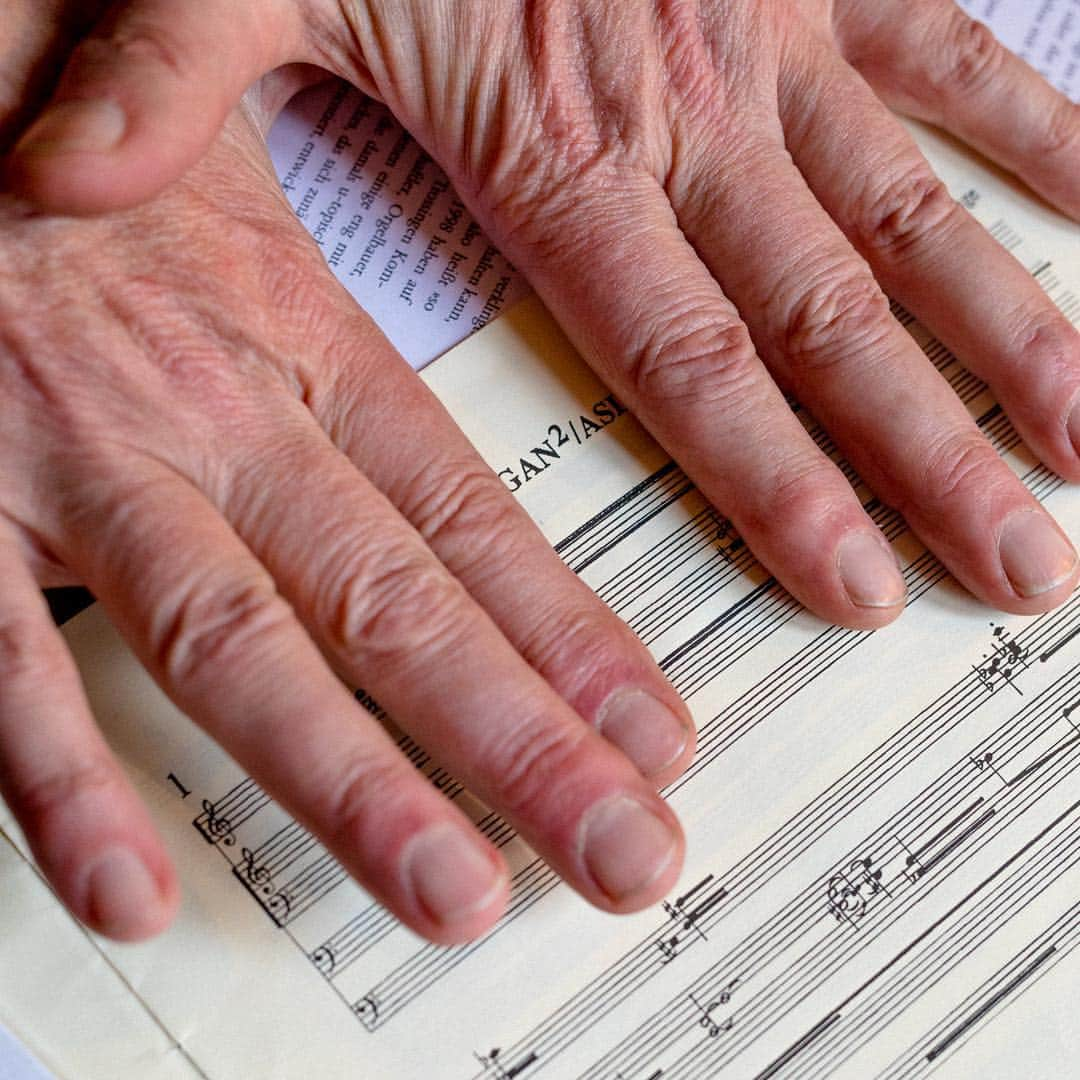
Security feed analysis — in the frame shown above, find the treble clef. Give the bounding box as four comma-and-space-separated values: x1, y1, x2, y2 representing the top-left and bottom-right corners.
199, 798, 236, 846
240, 847, 274, 892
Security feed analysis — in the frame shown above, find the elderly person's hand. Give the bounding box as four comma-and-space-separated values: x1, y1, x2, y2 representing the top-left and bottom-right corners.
9, 0, 1080, 622
4, 0, 1080, 949
0, 1, 693, 946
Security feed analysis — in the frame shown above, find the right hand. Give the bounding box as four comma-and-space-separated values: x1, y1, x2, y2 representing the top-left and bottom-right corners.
0, 6, 692, 946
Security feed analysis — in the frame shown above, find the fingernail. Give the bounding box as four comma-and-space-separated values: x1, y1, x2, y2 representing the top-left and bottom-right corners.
836, 531, 906, 609
597, 690, 689, 777
86, 848, 163, 938
999, 511, 1078, 598
15, 100, 127, 157
404, 825, 504, 926
579, 795, 676, 903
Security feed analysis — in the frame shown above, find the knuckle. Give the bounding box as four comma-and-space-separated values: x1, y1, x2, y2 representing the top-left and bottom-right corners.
256, 250, 346, 332
1040, 97, 1080, 162
1014, 308, 1080, 378
156, 343, 239, 405
921, 431, 1004, 506
93, 277, 254, 414
751, 453, 848, 535
322, 751, 412, 850
407, 461, 526, 558
489, 167, 625, 266
0, 617, 52, 684
153, 573, 290, 689
628, 316, 760, 407
782, 270, 891, 377
856, 171, 959, 258
10, 757, 120, 836
486, 717, 587, 819
88, 22, 189, 80
937, 14, 1003, 96
484, 183, 573, 261
518, 604, 636, 702
319, 544, 466, 664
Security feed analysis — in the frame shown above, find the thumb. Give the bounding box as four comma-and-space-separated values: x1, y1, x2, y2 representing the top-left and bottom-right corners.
5, 0, 308, 215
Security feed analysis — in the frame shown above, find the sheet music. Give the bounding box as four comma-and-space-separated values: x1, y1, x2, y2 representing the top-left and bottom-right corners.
2, 109, 1079, 1077
3, 2, 1080, 1076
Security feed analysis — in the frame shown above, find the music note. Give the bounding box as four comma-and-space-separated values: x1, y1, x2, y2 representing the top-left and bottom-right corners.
969, 751, 1007, 786
714, 520, 746, 564
973, 624, 1030, 695
658, 935, 681, 963
688, 991, 736, 1038
826, 858, 891, 927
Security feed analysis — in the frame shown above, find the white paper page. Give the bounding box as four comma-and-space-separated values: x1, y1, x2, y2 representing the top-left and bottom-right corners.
2, 111, 1079, 1078
266, 84, 529, 369
962, 0, 1080, 98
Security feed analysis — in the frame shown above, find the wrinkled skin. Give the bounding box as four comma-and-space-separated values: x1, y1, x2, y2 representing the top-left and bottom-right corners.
1, 2, 691, 948
2, 0, 1079, 944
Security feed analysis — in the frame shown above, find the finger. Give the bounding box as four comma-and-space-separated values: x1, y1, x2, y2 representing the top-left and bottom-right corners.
301, 302, 695, 787
62, 467, 512, 944
0, 522, 177, 941
5, 0, 304, 214
781, 55, 1080, 485
491, 170, 907, 628
71, 439, 683, 929
202, 400, 685, 916
837, 0, 1080, 219
672, 114, 1078, 613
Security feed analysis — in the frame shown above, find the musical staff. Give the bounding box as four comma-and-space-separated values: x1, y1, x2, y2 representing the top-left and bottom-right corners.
972, 624, 1031, 695
194, 777, 268, 847
473, 1048, 539, 1079
884, 899, 1080, 1076
185, 487, 1080, 1060
485, 612, 1080, 1078
165, 212, 1080, 1078
925, 946, 1056, 1064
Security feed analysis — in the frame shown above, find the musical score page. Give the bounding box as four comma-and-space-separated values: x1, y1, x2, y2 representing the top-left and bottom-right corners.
2, 110, 1080, 1078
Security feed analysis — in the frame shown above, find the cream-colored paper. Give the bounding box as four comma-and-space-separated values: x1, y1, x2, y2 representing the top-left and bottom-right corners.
0, 831, 199, 1080
4, 107, 1080, 1080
